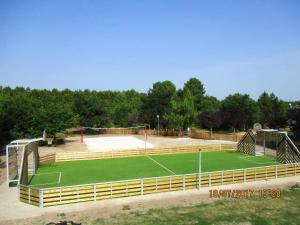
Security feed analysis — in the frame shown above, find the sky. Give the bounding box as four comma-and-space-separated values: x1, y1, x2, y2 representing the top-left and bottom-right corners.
0, 0, 300, 101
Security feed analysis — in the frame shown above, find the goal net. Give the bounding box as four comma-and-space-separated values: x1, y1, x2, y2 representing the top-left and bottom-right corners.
6, 145, 19, 182
6, 138, 42, 186
73, 125, 146, 142
238, 129, 300, 163
84, 126, 144, 134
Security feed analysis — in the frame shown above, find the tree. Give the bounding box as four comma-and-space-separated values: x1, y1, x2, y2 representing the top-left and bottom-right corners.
183, 77, 205, 111
165, 89, 197, 129
73, 90, 113, 127
112, 90, 143, 127
142, 81, 176, 128
31, 102, 79, 136
258, 92, 288, 128
200, 96, 222, 130
0, 88, 35, 142
288, 102, 300, 140
0, 80, 294, 146
221, 94, 259, 130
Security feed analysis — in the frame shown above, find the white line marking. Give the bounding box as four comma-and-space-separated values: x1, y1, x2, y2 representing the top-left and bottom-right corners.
239, 156, 275, 165
242, 155, 265, 158
58, 172, 62, 183
146, 155, 176, 175
29, 181, 59, 187
30, 171, 62, 187
33, 172, 61, 176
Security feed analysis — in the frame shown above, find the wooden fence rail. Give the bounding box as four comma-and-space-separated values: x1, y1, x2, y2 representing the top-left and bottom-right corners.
190, 130, 245, 142
19, 185, 40, 207
55, 144, 237, 162
20, 163, 300, 207
39, 153, 55, 165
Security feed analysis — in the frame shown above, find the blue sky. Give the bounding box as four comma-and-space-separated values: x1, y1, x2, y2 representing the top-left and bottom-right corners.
0, 0, 299, 100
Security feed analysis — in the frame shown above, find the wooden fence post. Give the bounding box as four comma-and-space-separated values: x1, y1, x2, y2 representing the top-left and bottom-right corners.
141, 179, 144, 195
60, 187, 62, 203
17, 185, 20, 201
28, 187, 31, 204
222, 171, 224, 185
94, 184, 97, 201
110, 183, 112, 198
39, 189, 43, 208
77, 187, 79, 201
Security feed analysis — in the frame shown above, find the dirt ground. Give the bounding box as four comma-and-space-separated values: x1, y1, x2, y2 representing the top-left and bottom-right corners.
38, 134, 236, 155
3, 135, 292, 225
0, 156, 6, 185
0, 176, 299, 225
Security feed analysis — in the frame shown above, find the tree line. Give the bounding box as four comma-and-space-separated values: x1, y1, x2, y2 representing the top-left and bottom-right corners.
0, 77, 299, 146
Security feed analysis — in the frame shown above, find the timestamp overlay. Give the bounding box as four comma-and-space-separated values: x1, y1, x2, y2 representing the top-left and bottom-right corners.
209, 188, 281, 199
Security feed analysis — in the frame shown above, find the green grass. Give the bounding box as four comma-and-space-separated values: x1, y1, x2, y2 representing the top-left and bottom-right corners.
29, 151, 278, 188
88, 185, 300, 225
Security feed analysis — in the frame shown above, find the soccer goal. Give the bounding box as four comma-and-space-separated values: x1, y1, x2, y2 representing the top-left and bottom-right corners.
6, 138, 43, 186
238, 128, 300, 164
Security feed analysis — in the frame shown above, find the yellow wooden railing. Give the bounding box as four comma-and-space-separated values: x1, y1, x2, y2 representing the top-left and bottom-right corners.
55, 144, 237, 162
190, 130, 245, 142
20, 163, 300, 207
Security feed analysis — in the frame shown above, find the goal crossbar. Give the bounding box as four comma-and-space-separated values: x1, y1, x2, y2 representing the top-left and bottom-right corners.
82, 125, 145, 130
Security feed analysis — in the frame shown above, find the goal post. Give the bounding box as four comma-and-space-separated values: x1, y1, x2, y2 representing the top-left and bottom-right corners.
19, 141, 40, 185
6, 138, 42, 186
238, 128, 300, 163
6, 144, 20, 185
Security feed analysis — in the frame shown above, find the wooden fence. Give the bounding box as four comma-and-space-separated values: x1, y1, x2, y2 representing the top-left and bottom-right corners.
19, 185, 40, 207
20, 163, 300, 207
190, 130, 245, 142
39, 153, 55, 165
55, 144, 237, 162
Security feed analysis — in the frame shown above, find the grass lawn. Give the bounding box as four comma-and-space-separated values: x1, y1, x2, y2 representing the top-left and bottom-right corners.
29, 151, 278, 188
88, 185, 300, 225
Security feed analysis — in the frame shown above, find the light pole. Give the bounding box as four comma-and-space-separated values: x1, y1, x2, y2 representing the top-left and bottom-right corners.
157, 115, 160, 136
80, 127, 84, 143
198, 148, 202, 190
144, 130, 147, 152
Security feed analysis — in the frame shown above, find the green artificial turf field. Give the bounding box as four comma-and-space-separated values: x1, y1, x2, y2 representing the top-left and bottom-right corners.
29, 151, 278, 188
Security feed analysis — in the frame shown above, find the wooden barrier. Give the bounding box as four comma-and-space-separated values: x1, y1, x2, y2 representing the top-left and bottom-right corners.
39, 153, 55, 165
19, 185, 40, 207
190, 130, 245, 142
24, 163, 299, 207
55, 144, 237, 162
